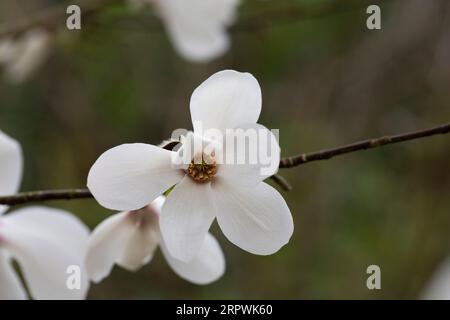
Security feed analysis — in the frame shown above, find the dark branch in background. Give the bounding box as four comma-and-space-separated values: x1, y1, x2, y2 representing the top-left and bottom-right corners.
232, 0, 389, 33
0, 123, 448, 206
279, 123, 450, 168
0, 189, 92, 206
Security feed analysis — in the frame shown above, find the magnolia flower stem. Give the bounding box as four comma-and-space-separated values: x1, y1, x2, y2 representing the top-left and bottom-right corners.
279, 123, 450, 168
0, 123, 448, 206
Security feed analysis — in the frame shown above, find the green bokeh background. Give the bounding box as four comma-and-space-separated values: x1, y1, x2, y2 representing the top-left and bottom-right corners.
1, 0, 449, 299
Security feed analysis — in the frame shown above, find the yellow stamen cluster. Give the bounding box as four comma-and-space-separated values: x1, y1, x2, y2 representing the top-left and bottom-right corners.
187, 153, 217, 183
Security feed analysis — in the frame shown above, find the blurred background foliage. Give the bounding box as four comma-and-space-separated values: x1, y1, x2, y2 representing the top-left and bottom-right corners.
1, 0, 449, 299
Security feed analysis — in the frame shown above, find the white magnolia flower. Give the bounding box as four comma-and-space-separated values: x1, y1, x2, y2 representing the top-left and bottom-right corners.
0, 130, 89, 300
127, 0, 239, 62
421, 257, 450, 300
86, 196, 225, 285
88, 70, 294, 262
0, 28, 51, 83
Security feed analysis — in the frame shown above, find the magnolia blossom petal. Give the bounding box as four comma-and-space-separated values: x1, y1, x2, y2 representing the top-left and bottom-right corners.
116, 211, 160, 272
161, 233, 225, 285
87, 143, 182, 211
4, 28, 51, 84
155, 0, 239, 62
160, 176, 216, 262
190, 70, 262, 132
0, 250, 27, 300
86, 212, 135, 283
0, 207, 90, 300
0, 130, 23, 215
213, 180, 293, 255
218, 124, 280, 186
421, 257, 450, 300
0, 39, 17, 64
86, 210, 160, 282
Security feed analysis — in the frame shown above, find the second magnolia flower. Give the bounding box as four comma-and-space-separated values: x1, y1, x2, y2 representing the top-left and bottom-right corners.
88, 70, 294, 262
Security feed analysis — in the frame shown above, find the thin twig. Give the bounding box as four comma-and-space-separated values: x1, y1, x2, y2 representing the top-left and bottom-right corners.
270, 174, 292, 192
279, 123, 450, 168
0, 189, 92, 206
0, 123, 448, 206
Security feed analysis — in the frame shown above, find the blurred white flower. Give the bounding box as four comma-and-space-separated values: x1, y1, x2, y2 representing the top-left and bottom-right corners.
0, 130, 89, 300
88, 70, 293, 262
86, 196, 225, 285
0, 28, 51, 83
128, 0, 240, 62
421, 257, 450, 300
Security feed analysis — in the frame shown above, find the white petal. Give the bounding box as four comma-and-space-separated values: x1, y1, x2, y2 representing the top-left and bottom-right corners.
218, 124, 280, 186
421, 257, 450, 300
0, 130, 23, 215
154, 0, 239, 62
0, 207, 90, 300
86, 212, 135, 283
0, 38, 18, 64
86, 209, 159, 282
162, 233, 225, 285
152, 195, 166, 212
4, 28, 51, 84
190, 70, 261, 132
213, 181, 293, 255
87, 143, 182, 211
116, 211, 160, 272
0, 250, 27, 300
160, 176, 216, 262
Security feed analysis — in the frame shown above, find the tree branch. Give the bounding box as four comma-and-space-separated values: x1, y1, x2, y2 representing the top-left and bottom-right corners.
270, 174, 292, 192
279, 123, 450, 168
0, 189, 92, 205
232, 0, 385, 33
0, 123, 447, 206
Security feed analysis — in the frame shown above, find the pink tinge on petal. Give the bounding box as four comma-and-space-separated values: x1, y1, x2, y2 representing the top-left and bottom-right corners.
86, 197, 165, 282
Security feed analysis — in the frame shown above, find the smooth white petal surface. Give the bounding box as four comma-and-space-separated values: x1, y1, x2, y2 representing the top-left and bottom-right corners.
116, 211, 160, 272
0, 207, 90, 300
160, 176, 216, 262
0, 250, 27, 300
87, 143, 182, 211
218, 124, 280, 186
154, 0, 239, 62
86, 198, 164, 282
162, 233, 225, 285
0, 130, 23, 215
86, 212, 137, 283
213, 181, 293, 255
190, 70, 262, 132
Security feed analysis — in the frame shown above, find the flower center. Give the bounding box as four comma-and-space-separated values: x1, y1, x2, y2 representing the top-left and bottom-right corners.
187, 153, 217, 183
